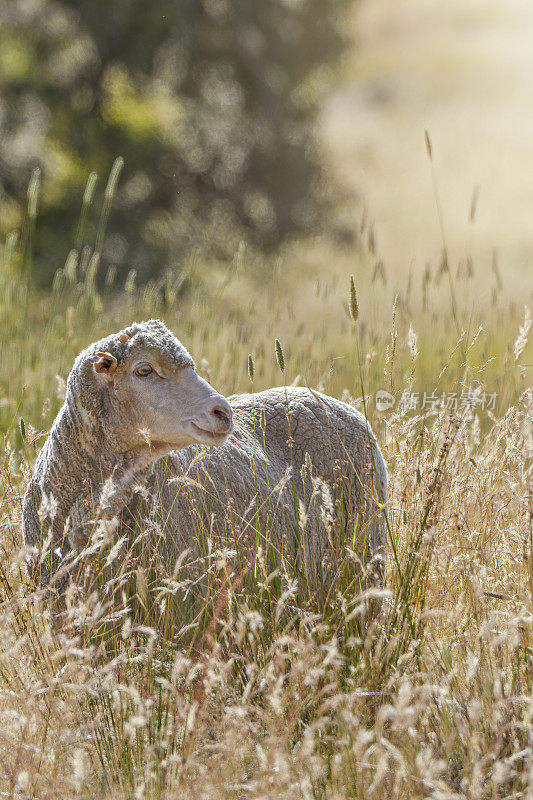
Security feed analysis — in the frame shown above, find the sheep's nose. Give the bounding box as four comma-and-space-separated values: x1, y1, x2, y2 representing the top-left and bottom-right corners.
211, 401, 233, 433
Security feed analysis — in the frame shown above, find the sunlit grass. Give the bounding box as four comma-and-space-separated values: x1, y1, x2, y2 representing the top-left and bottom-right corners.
0, 168, 531, 798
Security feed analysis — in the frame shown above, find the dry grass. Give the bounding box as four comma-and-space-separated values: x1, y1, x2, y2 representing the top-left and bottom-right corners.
0, 198, 531, 797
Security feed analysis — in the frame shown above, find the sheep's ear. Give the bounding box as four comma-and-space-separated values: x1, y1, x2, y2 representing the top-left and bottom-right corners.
93, 351, 118, 382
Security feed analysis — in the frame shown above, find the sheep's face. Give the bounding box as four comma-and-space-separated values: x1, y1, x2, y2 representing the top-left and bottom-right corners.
93, 345, 233, 452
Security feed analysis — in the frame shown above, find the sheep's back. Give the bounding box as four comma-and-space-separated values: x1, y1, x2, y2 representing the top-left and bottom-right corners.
143, 387, 387, 586
229, 387, 386, 491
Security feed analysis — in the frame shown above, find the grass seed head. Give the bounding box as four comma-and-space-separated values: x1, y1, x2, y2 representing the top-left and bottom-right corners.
27, 167, 41, 220
349, 275, 359, 322
424, 128, 433, 160
514, 305, 531, 362
275, 338, 285, 373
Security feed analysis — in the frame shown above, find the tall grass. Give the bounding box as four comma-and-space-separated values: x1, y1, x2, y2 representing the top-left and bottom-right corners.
0, 171, 531, 798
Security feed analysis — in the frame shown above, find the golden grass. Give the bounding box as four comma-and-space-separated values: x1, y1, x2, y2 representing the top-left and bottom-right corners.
0, 219, 531, 798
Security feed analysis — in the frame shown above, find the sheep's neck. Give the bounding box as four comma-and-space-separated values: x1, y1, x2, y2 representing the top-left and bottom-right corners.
23, 400, 160, 570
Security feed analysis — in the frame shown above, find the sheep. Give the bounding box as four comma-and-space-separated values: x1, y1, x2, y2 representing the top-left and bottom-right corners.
23, 319, 388, 608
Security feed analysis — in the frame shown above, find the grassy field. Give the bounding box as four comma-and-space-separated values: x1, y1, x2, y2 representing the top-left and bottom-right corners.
0, 163, 531, 798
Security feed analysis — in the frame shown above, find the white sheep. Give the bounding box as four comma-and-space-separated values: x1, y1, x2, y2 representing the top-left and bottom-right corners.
23, 320, 388, 604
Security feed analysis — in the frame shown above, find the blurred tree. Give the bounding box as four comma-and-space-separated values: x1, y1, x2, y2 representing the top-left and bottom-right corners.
0, 0, 351, 284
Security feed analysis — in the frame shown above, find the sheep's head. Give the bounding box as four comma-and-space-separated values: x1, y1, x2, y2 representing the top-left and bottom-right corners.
72, 320, 233, 454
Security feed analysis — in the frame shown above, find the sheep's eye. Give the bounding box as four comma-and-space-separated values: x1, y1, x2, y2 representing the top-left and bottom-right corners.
135, 365, 153, 377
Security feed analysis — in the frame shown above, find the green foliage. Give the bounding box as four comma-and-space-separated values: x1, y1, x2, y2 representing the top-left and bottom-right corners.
0, 0, 351, 284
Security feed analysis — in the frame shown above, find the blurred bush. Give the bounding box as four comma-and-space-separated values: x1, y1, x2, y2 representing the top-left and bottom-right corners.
0, 0, 351, 284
